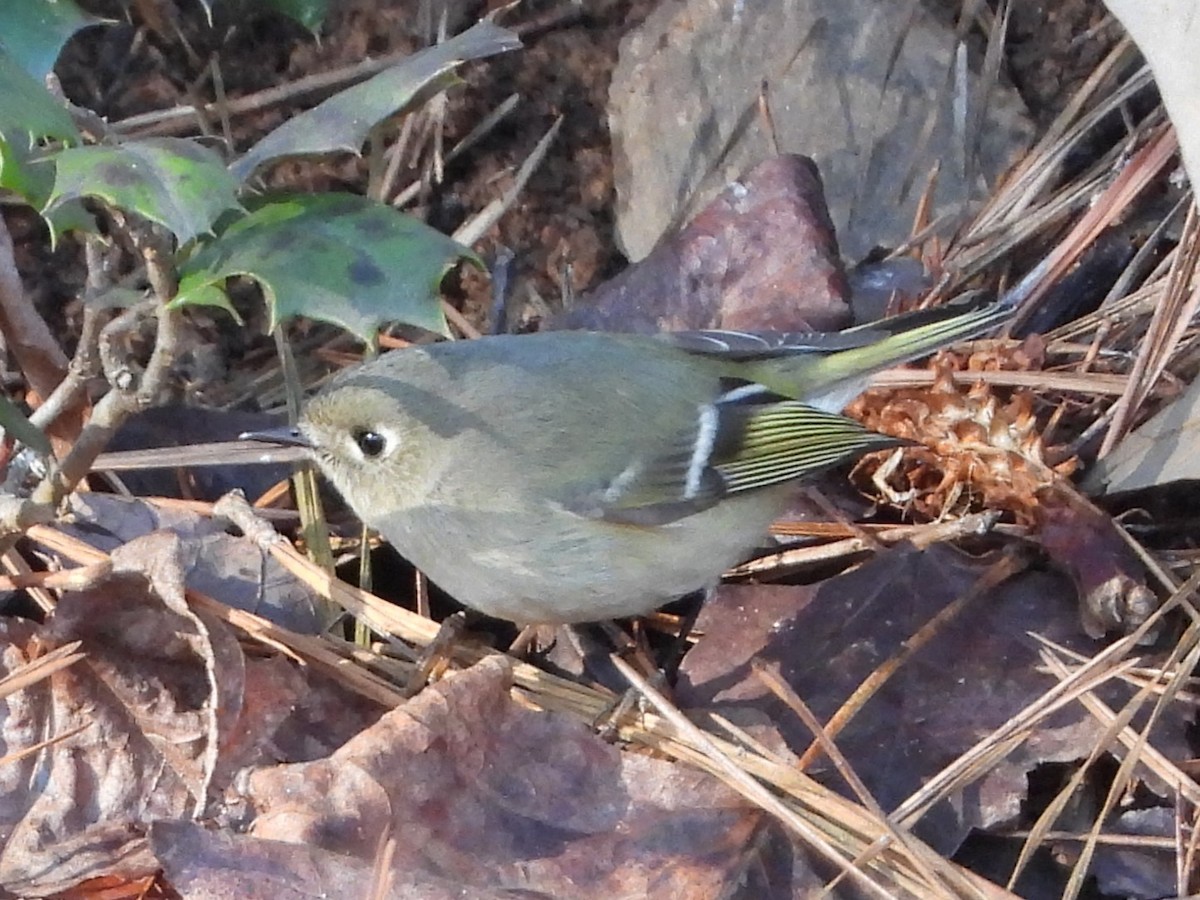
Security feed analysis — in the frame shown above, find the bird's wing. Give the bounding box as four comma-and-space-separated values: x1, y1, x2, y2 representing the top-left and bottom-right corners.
564, 382, 901, 526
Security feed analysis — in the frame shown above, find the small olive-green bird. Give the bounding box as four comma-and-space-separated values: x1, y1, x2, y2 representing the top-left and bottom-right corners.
256, 295, 1011, 623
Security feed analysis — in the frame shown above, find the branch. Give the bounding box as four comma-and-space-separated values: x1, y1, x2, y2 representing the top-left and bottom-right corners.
0, 217, 69, 401
31, 221, 184, 507
28, 235, 115, 433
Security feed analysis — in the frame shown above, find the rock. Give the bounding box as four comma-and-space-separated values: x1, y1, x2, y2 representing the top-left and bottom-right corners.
551, 155, 852, 333
608, 0, 1034, 263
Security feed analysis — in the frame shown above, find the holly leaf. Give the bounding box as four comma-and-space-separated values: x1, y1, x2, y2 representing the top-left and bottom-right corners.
0, 0, 101, 82
0, 51, 81, 144
166, 281, 241, 321
230, 20, 520, 181
173, 193, 478, 340
0, 136, 56, 203
1, 138, 97, 242
47, 138, 242, 246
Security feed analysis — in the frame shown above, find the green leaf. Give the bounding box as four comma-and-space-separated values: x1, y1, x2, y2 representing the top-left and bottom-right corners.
165, 281, 242, 322
230, 20, 521, 182
0, 136, 56, 203
0, 51, 81, 144
1, 137, 97, 241
0, 0, 101, 82
0, 395, 51, 457
43, 199, 99, 243
173, 193, 476, 340
47, 138, 242, 246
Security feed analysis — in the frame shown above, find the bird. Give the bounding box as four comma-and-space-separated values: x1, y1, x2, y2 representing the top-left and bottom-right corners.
249, 294, 1012, 624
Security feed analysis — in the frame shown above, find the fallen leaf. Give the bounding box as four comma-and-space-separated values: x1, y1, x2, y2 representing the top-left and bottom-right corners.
151, 820, 531, 899
678, 543, 1187, 854
244, 655, 810, 898
64, 493, 325, 634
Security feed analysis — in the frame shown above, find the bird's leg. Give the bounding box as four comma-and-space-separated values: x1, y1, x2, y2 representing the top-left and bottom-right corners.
658, 588, 707, 681
591, 634, 654, 740
507, 622, 559, 657
487, 245, 516, 335
403, 610, 474, 697
591, 589, 707, 738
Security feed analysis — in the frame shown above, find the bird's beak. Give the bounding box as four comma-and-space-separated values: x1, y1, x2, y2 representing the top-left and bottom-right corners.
239, 426, 313, 449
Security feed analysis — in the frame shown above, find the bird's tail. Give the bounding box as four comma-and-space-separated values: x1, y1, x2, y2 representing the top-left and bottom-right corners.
749, 292, 1014, 411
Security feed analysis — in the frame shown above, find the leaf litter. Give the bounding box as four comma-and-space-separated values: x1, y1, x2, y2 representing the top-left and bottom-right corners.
4, 1, 1200, 898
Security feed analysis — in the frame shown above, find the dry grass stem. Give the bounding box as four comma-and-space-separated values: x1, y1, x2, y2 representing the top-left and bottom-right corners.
752, 660, 957, 896
0, 723, 89, 770
112, 47, 428, 137
1100, 200, 1200, 455
611, 655, 944, 900
732, 512, 1004, 579
0, 641, 85, 700
452, 115, 563, 247
1038, 634, 1200, 900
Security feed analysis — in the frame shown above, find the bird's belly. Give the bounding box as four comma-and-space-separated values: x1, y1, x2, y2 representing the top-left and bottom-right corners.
375, 492, 789, 624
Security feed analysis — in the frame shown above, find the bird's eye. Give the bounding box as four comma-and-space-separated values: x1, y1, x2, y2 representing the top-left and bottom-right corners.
352, 428, 387, 458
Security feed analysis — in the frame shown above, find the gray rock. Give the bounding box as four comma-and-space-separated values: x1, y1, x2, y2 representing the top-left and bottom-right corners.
609, 0, 1034, 263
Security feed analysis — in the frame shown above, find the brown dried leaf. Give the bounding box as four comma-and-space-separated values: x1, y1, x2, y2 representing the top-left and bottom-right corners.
65, 493, 325, 634
0, 562, 218, 894
244, 655, 794, 898
677, 544, 1172, 854
150, 821, 530, 900
0, 524, 337, 894
58, 494, 384, 760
